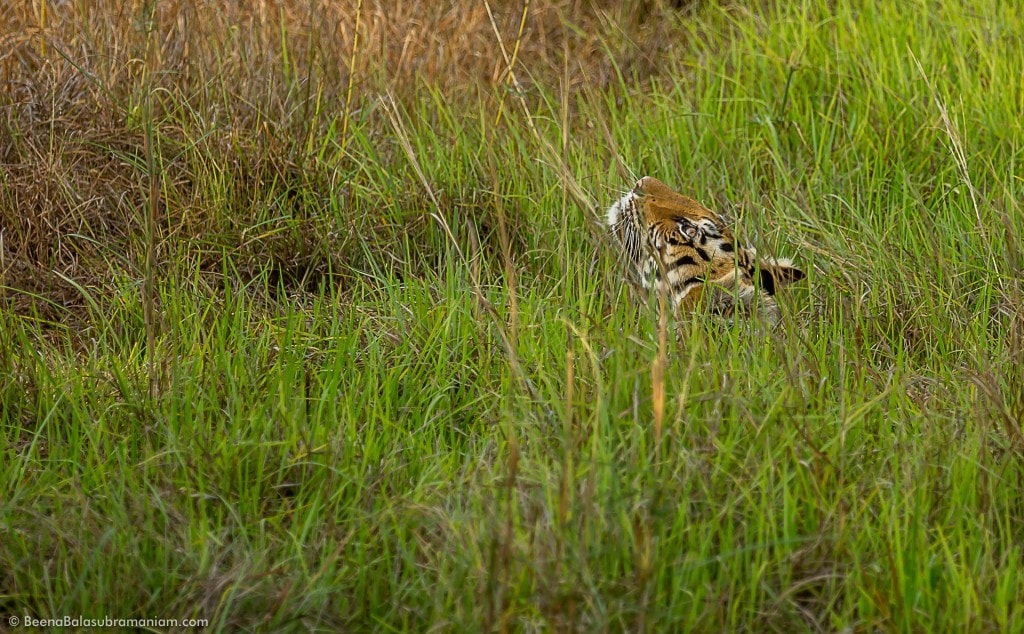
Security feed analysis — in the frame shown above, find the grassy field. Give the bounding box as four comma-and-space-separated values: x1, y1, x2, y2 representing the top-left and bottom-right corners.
2, 0, 1024, 631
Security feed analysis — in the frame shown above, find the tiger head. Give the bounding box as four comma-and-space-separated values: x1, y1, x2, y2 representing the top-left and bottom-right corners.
606, 176, 804, 323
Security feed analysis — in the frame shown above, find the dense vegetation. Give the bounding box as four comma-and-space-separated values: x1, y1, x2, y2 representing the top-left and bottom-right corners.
2, 0, 1022, 631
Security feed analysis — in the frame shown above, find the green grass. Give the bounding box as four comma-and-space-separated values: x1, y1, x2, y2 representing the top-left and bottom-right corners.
3, 0, 1024, 631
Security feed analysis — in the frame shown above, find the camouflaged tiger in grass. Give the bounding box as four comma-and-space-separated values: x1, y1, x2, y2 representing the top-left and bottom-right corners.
606, 176, 804, 324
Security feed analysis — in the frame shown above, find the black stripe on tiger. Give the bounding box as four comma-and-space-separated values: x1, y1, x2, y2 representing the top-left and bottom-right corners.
668, 254, 698, 269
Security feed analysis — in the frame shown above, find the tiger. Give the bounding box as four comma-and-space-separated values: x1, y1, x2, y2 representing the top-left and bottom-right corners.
606, 176, 804, 324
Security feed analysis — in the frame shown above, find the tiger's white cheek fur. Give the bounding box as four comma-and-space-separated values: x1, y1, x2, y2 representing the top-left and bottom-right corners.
606, 192, 636, 228
607, 191, 650, 272
637, 257, 656, 289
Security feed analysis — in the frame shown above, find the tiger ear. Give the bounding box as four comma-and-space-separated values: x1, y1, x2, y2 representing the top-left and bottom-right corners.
756, 258, 805, 296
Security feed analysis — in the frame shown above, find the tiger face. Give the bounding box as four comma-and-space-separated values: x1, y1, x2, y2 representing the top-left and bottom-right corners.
606, 176, 804, 323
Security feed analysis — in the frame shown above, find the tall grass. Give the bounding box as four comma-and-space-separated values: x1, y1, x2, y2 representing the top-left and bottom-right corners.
2, 0, 1023, 631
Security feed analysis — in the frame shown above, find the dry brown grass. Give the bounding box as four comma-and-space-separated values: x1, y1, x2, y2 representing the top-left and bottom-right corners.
0, 0, 703, 325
